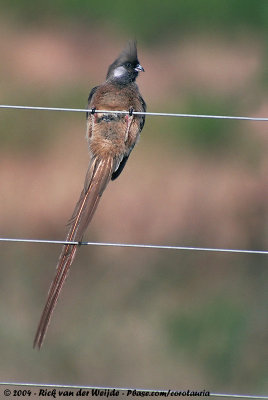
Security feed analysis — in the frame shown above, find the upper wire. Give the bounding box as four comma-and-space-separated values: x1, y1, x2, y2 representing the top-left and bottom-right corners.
0, 104, 268, 121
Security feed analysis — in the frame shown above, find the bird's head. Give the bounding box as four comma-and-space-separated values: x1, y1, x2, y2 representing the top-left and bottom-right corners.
106, 41, 144, 84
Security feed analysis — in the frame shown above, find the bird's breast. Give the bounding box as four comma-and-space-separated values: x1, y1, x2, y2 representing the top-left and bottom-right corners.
89, 113, 128, 159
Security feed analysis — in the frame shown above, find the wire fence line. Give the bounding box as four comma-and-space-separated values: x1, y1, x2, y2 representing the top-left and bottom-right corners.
1, 106, 267, 399
1, 104, 268, 121
0, 237, 267, 255
0, 382, 267, 399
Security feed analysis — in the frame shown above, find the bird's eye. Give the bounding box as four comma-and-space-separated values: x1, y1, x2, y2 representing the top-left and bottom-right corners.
125, 62, 132, 68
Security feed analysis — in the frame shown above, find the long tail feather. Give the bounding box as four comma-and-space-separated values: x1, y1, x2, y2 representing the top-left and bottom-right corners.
33, 156, 114, 349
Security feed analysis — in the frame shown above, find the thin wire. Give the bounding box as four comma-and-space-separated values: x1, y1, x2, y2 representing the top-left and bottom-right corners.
0, 237, 267, 255
0, 104, 268, 121
0, 382, 267, 398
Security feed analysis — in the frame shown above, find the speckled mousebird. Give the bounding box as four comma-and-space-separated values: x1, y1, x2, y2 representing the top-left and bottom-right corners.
34, 41, 146, 348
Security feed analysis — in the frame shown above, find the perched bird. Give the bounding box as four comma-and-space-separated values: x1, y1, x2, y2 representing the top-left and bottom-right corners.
33, 41, 146, 349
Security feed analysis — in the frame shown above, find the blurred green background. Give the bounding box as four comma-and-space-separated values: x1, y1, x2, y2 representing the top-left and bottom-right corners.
0, 0, 267, 396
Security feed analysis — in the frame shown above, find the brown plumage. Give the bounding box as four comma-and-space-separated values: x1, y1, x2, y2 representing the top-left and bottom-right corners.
33, 41, 146, 348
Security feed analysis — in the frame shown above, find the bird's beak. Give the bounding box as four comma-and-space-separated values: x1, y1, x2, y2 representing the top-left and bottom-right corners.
135, 64, 145, 72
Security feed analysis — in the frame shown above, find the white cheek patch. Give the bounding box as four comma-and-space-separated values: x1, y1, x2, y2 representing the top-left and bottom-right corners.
113, 66, 126, 78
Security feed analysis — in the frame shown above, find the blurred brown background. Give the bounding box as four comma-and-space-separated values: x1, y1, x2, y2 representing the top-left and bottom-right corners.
0, 0, 267, 395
